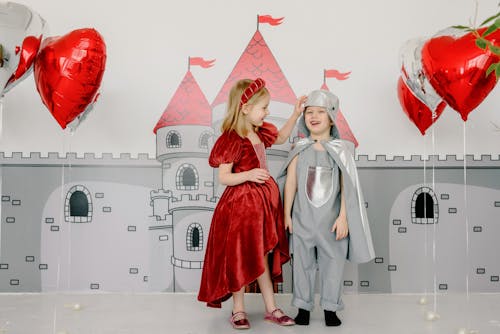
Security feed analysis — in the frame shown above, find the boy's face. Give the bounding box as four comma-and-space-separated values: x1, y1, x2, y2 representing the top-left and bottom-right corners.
304, 106, 333, 136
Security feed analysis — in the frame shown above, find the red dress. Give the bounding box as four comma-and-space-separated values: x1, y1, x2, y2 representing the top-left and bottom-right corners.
197, 122, 290, 307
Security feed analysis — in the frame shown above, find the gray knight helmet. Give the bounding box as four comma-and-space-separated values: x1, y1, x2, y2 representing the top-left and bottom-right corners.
297, 89, 340, 138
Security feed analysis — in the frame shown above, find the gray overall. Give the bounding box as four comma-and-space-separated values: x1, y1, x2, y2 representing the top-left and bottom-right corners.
291, 145, 348, 312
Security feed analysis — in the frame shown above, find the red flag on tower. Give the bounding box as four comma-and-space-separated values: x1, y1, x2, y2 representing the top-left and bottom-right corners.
324, 69, 351, 80
189, 57, 215, 69
258, 15, 284, 26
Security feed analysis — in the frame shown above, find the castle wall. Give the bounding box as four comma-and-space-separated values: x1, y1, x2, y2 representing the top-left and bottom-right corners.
390, 183, 500, 293
2, 153, 500, 293
1, 153, 162, 292
356, 155, 500, 293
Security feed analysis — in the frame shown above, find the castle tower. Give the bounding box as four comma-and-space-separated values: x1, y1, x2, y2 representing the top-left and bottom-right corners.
151, 70, 216, 292
211, 29, 298, 162
153, 70, 215, 218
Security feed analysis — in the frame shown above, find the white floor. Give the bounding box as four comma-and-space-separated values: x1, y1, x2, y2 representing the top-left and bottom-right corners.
0, 293, 499, 334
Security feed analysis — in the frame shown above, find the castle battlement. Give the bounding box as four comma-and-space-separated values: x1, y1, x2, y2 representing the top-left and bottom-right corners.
2, 152, 500, 169
355, 154, 500, 168
168, 193, 217, 212
0, 152, 159, 167
151, 189, 173, 199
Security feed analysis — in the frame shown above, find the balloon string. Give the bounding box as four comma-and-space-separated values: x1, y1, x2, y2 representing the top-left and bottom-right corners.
53, 131, 73, 332
463, 122, 470, 327
52, 307, 57, 334
66, 131, 73, 290
56, 143, 65, 291
53, 140, 65, 334
423, 135, 428, 298
0, 168, 2, 264
0, 97, 3, 263
469, 0, 479, 28
431, 127, 437, 313
0, 97, 3, 139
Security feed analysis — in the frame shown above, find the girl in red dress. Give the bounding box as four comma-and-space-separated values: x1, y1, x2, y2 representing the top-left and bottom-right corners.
198, 78, 305, 329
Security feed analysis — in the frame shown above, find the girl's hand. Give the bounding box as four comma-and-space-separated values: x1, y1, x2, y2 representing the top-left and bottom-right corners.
294, 95, 307, 117
284, 215, 293, 233
331, 215, 348, 240
247, 168, 270, 184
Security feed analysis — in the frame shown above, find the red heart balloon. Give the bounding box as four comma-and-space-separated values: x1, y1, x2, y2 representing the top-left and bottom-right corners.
397, 76, 445, 135
34, 28, 106, 129
5, 35, 42, 89
421, 27, 500, 121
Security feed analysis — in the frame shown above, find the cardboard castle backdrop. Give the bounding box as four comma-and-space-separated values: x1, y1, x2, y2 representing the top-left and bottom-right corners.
1, 2, 500, 295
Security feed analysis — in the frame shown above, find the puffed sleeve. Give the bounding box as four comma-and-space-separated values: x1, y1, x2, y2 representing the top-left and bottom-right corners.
258, 122, 278, 148
208, 131, 242, 167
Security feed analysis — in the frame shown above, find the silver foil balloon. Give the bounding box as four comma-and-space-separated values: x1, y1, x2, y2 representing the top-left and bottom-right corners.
0, 2, 47, 95
399, 37, 444, 117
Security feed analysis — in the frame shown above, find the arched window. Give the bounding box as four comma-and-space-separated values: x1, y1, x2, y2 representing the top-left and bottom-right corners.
65, 185, 93, 223
70, 191, 89, 216
187, 223, 203, 251
192, 228, 200, 247
199, 131, 212, 149
411, 187, 438, 224
166, 130, 181, 148
176, 164, 199, 190
416, 193, 434, 218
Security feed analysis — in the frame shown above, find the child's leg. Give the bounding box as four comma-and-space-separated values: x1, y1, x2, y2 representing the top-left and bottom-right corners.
317, 237, 348, 312
256, 253, 278, 313
230, 287, 251, 329
291, 236, 317, 311
232, 286, 246, 313
291, 236, 316, 325
257, 254, 295, 326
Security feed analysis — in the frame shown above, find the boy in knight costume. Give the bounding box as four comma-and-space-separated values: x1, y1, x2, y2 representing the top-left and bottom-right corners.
278, 90, 375, 326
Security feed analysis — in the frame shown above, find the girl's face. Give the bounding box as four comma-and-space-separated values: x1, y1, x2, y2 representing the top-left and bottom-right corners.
304, 106, 333, 136
243, 95, 270, 128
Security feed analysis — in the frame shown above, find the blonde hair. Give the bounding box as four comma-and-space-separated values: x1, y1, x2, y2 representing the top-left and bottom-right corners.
221, 79, 270, 137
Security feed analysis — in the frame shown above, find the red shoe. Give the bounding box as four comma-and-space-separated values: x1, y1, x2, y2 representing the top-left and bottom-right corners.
229, 311, 250, 330
264, 308, 295, 326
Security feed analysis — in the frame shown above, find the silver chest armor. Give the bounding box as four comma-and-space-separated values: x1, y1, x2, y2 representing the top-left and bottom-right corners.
306, 166, 334, 208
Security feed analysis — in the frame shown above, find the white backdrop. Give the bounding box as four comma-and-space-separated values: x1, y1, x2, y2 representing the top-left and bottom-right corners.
2, 0, 499, 158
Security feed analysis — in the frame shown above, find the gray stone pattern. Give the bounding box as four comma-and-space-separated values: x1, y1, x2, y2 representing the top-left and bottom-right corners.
0, 152, 160, 292
355, 154, 500, 293
2, 152, 500, 293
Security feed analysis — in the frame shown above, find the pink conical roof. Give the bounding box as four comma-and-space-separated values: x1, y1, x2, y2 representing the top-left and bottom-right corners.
321, 83, 359, 147
153, 71, 211, 133
212, 30, 296, 106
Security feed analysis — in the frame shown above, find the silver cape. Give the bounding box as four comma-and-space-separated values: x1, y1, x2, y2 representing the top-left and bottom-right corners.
277, 138, 375, 264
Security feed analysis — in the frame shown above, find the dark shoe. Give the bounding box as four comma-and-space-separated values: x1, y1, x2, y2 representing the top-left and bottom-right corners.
264, 308, 295, 326
324, 310, 341, 326
294, 308, 310, 325
229, 311, 250, 329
